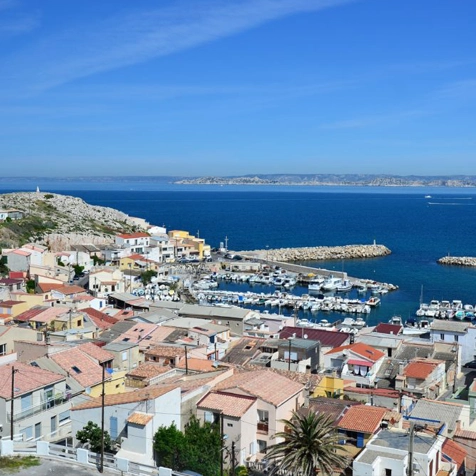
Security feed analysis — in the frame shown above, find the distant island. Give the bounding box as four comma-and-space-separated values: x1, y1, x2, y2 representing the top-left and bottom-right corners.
174, 174, 476, 187
1, 175, 476, 188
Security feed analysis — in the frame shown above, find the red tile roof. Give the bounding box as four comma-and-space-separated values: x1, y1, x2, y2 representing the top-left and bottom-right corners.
197, 391, 257, 418
14, 306, 47, 322
117, 232, 150, 239
77, 342, 114, 364
337, 405, 387, 434
373, 323, 403, 335
50, 347, 105, 388
326, 342, 385, 362
215, 369, 303, 406
83, 308, 118, 330
0, 362, 65, 399
279, 326, 350, 347
0, 300, 24, 307
54, 285, 88, 295
442, 438, 467, 468
37, 283, 63, 293
404, 360, 440, 379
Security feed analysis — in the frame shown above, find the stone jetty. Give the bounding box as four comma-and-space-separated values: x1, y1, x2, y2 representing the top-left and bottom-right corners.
242, 244, 391, 262
438, 256, 476, 267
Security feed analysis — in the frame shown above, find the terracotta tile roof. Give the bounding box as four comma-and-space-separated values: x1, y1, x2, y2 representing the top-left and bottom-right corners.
83, 308, 118, 330
14, 306, 49, 322
37, 283, 63, 293
77, 342, 114, 364
146, 345, 186, 358
373, 323, 403, 335
0, 300, 23, 307
326, 342, 385, 362
279, 326, 350, 347
344, 386, 401, 398
442, 438, 467, 468
127, 412, 154, 426
117, 232, 150, 239
454, 428, 476, 440
54, 285, 88, 295
404, 359, 441, 379
50, 347, 104, 388
215, 369, 303, 406
12, 249, 31, 256
0, 362, 65, 399
112, 322, 157, 346
243, 365, 322, 389
32, 306, 70, 324
145, 326, 177, 345
72, 384, 177, 410
177, 358, 217, 372
112, 309, 137, 321
127, 363, 173, 380
337, 405, 387, 434
197, 391, 257, 418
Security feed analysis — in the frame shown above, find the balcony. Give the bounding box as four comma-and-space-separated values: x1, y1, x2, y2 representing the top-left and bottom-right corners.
8, 392, 71, 423
257, 422, 269, 434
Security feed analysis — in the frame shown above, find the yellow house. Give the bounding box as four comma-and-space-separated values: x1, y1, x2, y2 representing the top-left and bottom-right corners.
313, 375, 344, 399
0, 300, 30, 321
10, 291, 53, 307
168, 230, 211, 260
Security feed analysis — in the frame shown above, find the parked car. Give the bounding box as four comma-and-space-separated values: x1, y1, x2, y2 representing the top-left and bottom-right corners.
463, 360, 476, 369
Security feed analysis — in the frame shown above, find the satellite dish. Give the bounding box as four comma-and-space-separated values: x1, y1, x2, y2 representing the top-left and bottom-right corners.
304, 334, 308, 339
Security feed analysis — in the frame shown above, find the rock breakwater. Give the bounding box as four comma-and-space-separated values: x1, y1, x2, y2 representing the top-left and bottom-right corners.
243, 244, 391, 262
438, 256, 476, 267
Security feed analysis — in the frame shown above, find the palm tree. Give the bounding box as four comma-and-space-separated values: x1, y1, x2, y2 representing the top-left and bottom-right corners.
266, 410, 349, 476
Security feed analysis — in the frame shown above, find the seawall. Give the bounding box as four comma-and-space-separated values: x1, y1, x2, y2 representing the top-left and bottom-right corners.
240, 244, 391, 262
438, 256, 476, 267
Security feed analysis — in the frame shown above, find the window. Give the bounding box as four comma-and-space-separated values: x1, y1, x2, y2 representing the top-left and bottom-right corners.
227, 423, 233, 428
59, 411, 70, 424
122, 351, 128, 361
71, 366, 82, 374
385, 470, 392, 476
258, 410, 269, 422
454, 335, 459, 342
257, 440, 267, 454
440, 333, 444, 340
77, 320, 82, 327
0, 343, 7, 356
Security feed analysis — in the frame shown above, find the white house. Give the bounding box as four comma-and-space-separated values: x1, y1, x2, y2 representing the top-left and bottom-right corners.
115, 233, 150, 254
71, 385, 181, 466
353, 428, 455, 476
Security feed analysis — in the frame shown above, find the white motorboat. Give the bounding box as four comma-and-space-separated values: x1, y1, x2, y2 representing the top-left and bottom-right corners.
366, 296, 381, 307
335, 279, 353, 293
388, 316, 403, 326
321, 276, 343, 292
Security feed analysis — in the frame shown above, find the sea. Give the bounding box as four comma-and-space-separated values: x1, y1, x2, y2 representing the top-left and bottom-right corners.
2, 178, 476, 327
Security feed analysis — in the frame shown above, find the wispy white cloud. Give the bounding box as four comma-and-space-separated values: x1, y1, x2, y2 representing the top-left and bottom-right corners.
1, 0, 356, 92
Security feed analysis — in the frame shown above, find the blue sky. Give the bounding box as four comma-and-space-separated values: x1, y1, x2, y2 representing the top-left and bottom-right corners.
1, 0, 475, 177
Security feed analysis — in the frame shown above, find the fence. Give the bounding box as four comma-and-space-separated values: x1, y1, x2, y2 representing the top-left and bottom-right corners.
0, 439, 198, 476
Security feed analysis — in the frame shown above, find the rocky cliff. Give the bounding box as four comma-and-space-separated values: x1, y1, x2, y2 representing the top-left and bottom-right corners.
0, 192, 147, 251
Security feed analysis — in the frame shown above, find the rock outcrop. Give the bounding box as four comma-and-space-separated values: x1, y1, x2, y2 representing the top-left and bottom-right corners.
0, 192, 147, 251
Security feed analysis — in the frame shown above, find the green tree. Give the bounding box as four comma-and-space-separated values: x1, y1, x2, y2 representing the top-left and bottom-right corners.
73, 264, 84, 276
140, 270, 157, 285
153, 416, 221, 476
26, 280, 35, 293
76, 421, 112, 454
266, 411, 349, 476
92, 255, 105, 266
0, 256, 9, 276
153, 422, 186, 470
183, 415, 221, 476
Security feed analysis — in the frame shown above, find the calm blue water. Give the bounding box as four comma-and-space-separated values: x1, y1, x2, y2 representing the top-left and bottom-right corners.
2, 180, 476, 325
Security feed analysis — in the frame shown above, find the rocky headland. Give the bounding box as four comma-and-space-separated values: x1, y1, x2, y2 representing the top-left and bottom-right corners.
0, 192, 147, 251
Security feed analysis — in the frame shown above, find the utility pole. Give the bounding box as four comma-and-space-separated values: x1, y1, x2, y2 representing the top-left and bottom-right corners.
10, 366, 19, 440
184, 345, 189, 375
407, 422, 415, 476
99, 363, 106, 473
220, 413, 224, 476
231, 441, 236, 476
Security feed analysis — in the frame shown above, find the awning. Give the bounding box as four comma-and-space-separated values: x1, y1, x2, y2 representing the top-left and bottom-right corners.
347, 359, 372, 367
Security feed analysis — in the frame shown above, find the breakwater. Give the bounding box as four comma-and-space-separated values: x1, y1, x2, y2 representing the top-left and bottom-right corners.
241, 244, 391, 262
438, 256, 476, 267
